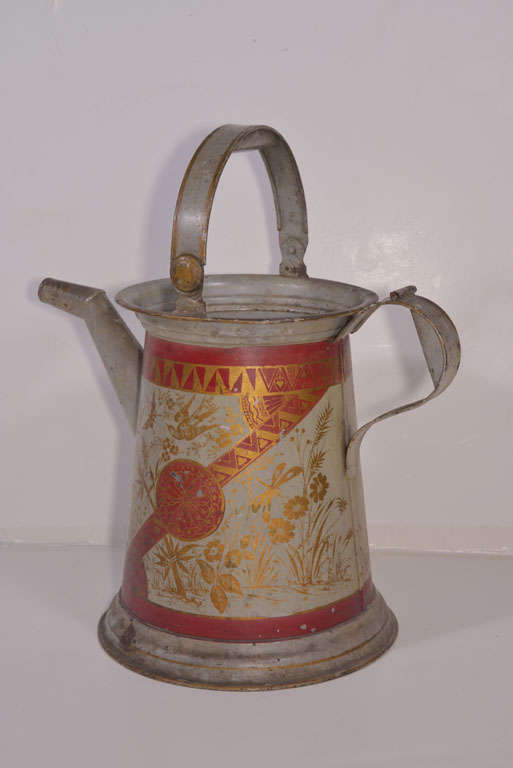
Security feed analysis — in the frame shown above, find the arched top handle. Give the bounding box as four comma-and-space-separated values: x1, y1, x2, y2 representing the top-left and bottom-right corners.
170, 124, 309, 315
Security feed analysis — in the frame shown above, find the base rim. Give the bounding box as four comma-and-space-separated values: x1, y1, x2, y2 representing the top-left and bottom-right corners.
98, 591, 397, 691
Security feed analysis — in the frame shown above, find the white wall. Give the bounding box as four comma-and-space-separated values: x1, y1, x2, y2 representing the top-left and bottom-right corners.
2, 1, 512, 550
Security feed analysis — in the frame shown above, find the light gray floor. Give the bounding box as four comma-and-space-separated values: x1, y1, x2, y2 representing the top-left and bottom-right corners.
2, 545, 512, 767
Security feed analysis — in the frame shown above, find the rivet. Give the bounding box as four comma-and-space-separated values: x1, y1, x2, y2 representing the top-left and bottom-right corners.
171, 254, 203, 293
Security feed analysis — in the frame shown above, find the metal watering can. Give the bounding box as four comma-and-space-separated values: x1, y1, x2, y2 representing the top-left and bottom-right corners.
39, 124, 460, 689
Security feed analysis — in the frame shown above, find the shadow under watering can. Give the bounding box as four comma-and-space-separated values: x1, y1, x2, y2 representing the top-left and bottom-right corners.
38, 124, 460, 690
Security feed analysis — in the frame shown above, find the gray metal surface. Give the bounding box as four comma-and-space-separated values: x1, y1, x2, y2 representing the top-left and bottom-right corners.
98, 590, 397, 690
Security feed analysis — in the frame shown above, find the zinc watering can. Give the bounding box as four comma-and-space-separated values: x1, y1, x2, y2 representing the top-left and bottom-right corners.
39, 124, 460, 689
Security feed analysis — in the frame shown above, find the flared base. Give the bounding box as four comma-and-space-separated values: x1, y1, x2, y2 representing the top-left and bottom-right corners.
98, 590, 398, 690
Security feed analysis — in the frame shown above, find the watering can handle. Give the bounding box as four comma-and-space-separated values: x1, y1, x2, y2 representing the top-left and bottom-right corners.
170, 124, 308, 315
345, 286, 461, 476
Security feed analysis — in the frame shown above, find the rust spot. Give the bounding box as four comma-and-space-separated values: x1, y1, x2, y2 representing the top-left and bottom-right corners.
120, 622, 136, 649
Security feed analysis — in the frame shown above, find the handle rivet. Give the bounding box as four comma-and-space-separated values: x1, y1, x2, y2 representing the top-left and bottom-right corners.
171, 254, 203, 293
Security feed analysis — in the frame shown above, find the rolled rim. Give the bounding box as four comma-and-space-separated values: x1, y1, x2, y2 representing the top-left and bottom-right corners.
116, 274, 378, 324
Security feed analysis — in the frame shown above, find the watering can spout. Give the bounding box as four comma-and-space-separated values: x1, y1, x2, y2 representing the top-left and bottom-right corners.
38, 278, 143, 433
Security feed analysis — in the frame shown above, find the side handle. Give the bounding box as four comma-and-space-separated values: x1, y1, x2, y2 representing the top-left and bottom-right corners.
345, 286, 461, 476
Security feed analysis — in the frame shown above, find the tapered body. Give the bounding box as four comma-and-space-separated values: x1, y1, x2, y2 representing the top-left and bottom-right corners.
123, 334, 372, 642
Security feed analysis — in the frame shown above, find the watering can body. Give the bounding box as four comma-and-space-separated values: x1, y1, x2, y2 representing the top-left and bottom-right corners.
39, 125, 460, 689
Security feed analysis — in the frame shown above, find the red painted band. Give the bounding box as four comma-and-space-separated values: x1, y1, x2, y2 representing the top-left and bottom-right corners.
144, 335, 343, 368
121, 579, 375, 643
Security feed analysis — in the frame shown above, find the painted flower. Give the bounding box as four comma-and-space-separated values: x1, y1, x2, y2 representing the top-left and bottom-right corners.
224, 549, 242, 569
267, 518, 295, 544
310, 473, 329, 502
161, 438, 178, 459
240, 535, 250, 549
283, 495, 309, 520
204, 539, 223, 562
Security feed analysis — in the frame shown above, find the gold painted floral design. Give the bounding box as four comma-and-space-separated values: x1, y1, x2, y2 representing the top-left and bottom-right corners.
135, 385, 358, 618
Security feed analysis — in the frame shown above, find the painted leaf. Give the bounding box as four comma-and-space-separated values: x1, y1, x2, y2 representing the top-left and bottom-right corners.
220, 573, 242, 596
312, 403, 333, 447
211, 583, 228, 613
171, 563, 186, 596
308, 449, 326, 476
336, 497, 348, 513
277, 466, 302, 486
198, 559, 215, 584
177, 543, 196, 557
143, 392, 157, 429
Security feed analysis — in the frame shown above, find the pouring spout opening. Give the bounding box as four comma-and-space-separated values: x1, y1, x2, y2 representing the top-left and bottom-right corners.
38, 277, 105, 319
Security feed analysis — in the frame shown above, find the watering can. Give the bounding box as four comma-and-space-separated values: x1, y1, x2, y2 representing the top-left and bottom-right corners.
39, 124, 460, 689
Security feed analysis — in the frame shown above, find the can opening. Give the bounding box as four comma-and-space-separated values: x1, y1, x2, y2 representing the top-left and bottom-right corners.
116, 275, 378, 323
